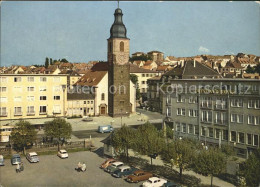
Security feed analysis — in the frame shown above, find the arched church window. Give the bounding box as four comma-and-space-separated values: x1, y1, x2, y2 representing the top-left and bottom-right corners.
120, 41, 124, 52
109, 42, 112, 53
101, 93, 105, 101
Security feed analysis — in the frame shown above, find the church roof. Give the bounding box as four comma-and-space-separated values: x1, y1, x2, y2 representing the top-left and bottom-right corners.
109, 8, 127, 39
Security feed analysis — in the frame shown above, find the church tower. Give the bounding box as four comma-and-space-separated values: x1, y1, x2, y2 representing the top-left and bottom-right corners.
107, 7, 131, 117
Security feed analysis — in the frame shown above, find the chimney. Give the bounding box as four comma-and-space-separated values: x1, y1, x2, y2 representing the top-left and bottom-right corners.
193, 59, 196, 68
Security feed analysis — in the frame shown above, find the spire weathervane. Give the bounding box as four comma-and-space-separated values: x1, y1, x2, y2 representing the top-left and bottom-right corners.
118, 0, 119, 8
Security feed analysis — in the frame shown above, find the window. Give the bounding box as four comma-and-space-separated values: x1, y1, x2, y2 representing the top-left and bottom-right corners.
54, 96, 60, 100
27, 77, 34, 82
84, 101, 87, 104
146, 74, 149, 77
248, 100, 254, 108
53, 77, 60, 82
166, 95, 171, 105
177, 95, 184, 102
27, 87, 35, 92
201, 97, 212, 108
27, 96, 34, 101
39, 86, 47, 92
40, 77, 47, 82
182, 123, 186, 133
248, 115, 259, 125
215, 112, 226, 124
201, 127, 206, 136
223, 130, 228, 140
101, 93, 105, 101
238, 132, 244, 143
27, 106, 35, 114
201, 111, 212, 122
253, 135, 259, 146
53, 105, 61, 114
0, 97, 7, 102
142, 88, 145, 92
0, 107, 7, 116
216, 98, 227, 109
188, 124, 193, 134
0, 77, 7, 82
238, 115, 244, 123
14, 107, 22, 115
231, 131, 236, 142
14, 77, 21, 82
176, 122, 181, 132
91, 101, 93, 104
189, 109, 198, 117
40, 106, 47, 114
142, 81, 145, 84
40, 96, 47, 100
231, 99, 243, 107
208, 128, 213, 138
0, 87, 7, 92
14, 96, 22, 102
120, 41, 124, 52
247, 134, 252, 145
177, 108, 185, 116
256, 100, 260, 109
189, 96, 197, 103
120, 100, 125, 105
194, 125, 199, 135
142, 74, 145, 77
166, 107, 171, 117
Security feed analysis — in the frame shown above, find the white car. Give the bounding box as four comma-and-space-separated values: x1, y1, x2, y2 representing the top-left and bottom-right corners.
57, 149, 68, 159
26, 152, 39, 163
142, 177, 167, 187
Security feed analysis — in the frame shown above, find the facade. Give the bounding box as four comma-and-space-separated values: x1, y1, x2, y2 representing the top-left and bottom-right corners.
0, 74, 67, 120
147, 51, 164, 62
147, 61, 260, 158
67, 93, 95, 117
107, 8, 131, 117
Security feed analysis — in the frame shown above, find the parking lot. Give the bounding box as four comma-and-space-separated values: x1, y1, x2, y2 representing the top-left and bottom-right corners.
0, 151, 139, 187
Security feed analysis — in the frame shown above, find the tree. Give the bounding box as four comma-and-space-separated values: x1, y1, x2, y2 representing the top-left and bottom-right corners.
129, 54, 152, 62
130, 74, 141, 100
45, 57, 49, 68
238, 149, 260, 186
61, 58, 68, 63
111, 125, 135, 160
133, 122, 164, 166
171, 139, 195, 180
10, 120, 37, 155
245, 65, 255, 73
254, 63, 260, 74
44, 118, 72, 151
50, 58, 53, 65
194, 148, 226, 187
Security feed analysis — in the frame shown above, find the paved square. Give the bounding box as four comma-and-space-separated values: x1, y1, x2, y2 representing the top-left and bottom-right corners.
0, 151, 139, 187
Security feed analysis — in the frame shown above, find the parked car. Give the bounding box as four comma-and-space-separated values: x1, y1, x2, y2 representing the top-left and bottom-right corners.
100, 158, 116, 169
142, 177, 167, 187
126, 170, 153, 183
112, 166, 138, 178
0, 155, 4, 166
26, 152, 39, 163
82, 116, 93, 122
11, 154, 21, 165
98, 125, 114, 133
162, 180, 181, 187
57, 149, 68, 159
104, 161, 124, 173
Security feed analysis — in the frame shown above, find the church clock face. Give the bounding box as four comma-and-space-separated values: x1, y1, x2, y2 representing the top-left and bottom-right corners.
116, 53, 127, 65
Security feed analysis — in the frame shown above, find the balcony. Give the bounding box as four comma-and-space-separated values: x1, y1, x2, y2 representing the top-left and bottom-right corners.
215, 105, 227, 110
200, 104, 212, 109
214, 120, 228, 125
27, 111, 35, 116
14, 112, 23, 116
0, 112, 8, 117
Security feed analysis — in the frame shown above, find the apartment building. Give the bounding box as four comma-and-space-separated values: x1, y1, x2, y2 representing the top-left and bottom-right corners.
148, 61, 260, 158
0, 74, 67, 120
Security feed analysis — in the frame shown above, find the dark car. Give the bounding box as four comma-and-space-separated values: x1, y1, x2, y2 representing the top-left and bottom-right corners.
112, 166, 138, 178
163, 180, 181, 187
126, 170, 153, 183
11, 154, 21, 165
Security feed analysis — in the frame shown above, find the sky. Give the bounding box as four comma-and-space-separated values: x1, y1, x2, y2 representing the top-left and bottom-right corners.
1, 1, 260, 66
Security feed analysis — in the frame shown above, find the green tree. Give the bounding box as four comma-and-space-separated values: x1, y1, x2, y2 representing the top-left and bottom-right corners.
194, 148, 226, 187
111, 125, 135, 160
133, 122, 164, 166
130, 74, 141, 100
61, 58, 68, 63
245, 65, 255, 73
44, 118, 72, 151
129, 54, 152, 62
45, 57, 49, 68
10, 120, 37, 155
50, 58, 53, 65
254, 63, 260, 74
238, 149, 260, 186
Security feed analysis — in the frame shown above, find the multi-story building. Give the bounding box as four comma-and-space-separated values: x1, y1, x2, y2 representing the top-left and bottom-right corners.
147, 61, 260, 158
147, 51, 164, 62
0, 74, 67, 120
67, 93, 95, 117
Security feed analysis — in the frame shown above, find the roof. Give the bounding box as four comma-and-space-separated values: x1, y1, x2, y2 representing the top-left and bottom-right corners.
60, 70, 80, 76
156, 65, 171, 71
132, 52, 145, 55
130, 64, 156, 73
76, 62, 108, 86
119, 165, 130, 170
67, 92, 95, 100
28, 152, 38, 156
112, 162, 124, 166
147, 51, 163, 54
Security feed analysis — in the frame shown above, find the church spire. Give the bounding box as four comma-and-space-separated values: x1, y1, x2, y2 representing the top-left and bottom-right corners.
109, 6, 127, 39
